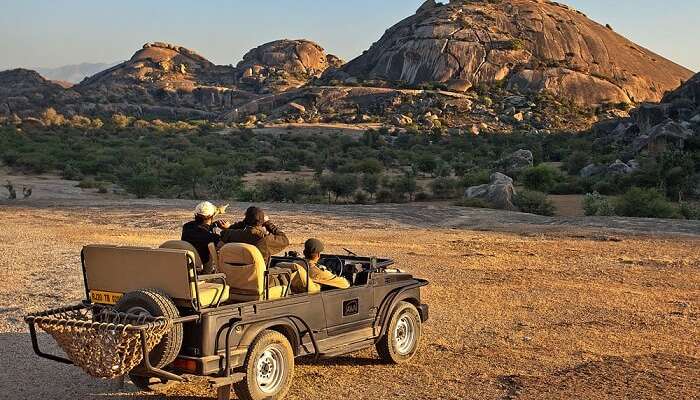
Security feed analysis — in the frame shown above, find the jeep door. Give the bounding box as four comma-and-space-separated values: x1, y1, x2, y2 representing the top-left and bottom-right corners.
321, 285, 374, 336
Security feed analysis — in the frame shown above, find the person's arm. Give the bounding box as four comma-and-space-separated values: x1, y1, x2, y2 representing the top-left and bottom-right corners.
263, 221, 290, 255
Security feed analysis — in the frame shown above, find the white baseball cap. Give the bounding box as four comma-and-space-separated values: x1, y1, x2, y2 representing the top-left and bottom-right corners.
194, 201, 218, 217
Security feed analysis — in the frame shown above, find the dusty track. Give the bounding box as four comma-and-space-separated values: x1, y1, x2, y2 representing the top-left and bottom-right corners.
0, 200, 698, 399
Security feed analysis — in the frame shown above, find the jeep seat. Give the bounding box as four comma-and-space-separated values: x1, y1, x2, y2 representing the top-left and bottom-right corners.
160, 240, 218, 274
218, 243, 288, 302
82, 245, 229, 309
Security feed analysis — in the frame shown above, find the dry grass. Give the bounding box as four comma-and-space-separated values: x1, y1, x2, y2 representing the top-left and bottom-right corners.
0, 203, 698, 399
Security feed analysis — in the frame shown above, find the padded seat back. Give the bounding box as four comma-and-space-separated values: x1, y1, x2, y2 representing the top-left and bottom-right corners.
83, 245, 193, 301
160, 240, 202, 268
219, 243, 266, 299
160, 240, 218, 273
83, 245, 229, 308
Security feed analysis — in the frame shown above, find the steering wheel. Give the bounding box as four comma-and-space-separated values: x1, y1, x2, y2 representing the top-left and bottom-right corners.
322, 256, 345, 277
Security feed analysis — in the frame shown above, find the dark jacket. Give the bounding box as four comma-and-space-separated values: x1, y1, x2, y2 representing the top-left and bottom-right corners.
221, 221, 289, 265
181, 220, 220, 265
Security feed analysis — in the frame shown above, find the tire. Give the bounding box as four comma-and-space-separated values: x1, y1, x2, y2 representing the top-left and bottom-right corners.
115, 289, 183, 369
233, 330, 295, 400
376, 301, 422, 364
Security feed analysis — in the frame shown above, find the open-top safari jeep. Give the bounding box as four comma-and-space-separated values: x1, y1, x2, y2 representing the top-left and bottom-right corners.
26, 241, 429, 400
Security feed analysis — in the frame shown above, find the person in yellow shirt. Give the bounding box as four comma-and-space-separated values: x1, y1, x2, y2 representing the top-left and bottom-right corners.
303, 239, 350, 290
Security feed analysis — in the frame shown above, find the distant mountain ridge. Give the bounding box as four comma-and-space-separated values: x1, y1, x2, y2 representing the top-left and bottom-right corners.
36, 62, 120, 84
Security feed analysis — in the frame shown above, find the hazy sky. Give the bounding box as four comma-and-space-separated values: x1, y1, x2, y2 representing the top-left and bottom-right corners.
0, 0, 697, 71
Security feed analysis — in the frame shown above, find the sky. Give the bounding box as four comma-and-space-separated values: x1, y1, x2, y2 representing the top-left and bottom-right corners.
0, 0, 697, 72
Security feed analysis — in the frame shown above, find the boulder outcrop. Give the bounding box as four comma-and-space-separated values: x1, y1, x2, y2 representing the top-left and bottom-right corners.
237, 39, 341, 93
596, 72, 700, 153
341, 0, 692, 105
465, 172, 516, 210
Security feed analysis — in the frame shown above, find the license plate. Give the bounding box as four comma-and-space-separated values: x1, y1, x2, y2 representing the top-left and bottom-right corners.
90, 290, 123, 305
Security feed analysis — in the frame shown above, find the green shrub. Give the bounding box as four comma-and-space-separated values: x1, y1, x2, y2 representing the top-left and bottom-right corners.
514, 190, 556, 216
550, 177, 586, 195
430, 177, 460, 199
126, 174, 159, 198
461, 169, 491, 188
679, 202, 700, 220
615, 187, 679, 219
520, 165, 564, 193
583, 192, 616, 216
564, 151, 590, 175
353, 191, 369, 204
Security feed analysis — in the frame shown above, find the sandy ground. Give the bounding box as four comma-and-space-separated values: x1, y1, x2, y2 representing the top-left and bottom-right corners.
0, 195, 699, 399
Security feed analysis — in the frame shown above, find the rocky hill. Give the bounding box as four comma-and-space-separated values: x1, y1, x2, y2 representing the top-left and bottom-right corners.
236, 39, 342, 93
0, 2, 695, 133
341, 0, 693, 105
73, 42, 244, 119
0, 69, 79, 117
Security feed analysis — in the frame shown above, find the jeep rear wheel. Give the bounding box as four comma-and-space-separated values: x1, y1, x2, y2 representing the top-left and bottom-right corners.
234, 330, 294, 400
114, 289, 183, 369
376, 301, 422, 363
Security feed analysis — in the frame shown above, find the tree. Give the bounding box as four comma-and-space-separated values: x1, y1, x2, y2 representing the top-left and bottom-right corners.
394, 173, 418, 201
41, 108, 65, 127
126, 174, 159, 199
177, 157, 210, 199
319, 173, 359, 203
362, 174, 380, 200
414, 154, 438, 176
430, 177, 460, 199
111, 113, 131, 129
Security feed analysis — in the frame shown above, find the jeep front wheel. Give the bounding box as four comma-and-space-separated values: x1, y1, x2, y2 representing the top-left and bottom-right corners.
234, 330, 294, 400
376, 301, 422, 363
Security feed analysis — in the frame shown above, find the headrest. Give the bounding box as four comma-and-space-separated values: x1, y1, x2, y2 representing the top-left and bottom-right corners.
160, 240, 201, 267
219, 243, 265, 267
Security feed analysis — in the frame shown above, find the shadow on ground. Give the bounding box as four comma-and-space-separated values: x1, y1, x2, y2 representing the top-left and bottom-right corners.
0, 333, 212, 400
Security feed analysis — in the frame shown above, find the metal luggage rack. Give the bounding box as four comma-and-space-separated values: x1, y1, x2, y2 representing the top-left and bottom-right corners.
26, 303, 198, 381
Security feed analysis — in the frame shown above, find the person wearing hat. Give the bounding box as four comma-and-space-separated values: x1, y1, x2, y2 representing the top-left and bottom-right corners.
221, 206, 289, 265
181, 201, 231, 268
303, 238, 350, 290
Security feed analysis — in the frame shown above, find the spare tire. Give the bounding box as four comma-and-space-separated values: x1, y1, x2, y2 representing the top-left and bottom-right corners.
115, 289, 183, 369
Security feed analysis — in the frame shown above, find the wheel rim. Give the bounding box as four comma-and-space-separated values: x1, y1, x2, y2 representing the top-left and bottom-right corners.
394, 314, 416, 355
255, 344, 286, 394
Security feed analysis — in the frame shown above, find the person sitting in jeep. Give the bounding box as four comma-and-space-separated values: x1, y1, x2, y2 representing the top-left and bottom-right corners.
303, 238, 350, 289
221, 206, 289, 265
181, 202, 231, 266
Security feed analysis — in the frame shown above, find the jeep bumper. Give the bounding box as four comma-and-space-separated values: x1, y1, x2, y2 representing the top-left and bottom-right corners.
418, 303, 429, 322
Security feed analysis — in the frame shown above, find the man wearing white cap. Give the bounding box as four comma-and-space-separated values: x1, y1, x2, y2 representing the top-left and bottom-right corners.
181, 201, 230, 268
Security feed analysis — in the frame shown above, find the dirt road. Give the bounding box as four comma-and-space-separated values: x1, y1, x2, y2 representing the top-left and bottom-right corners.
0, 200, 698, 399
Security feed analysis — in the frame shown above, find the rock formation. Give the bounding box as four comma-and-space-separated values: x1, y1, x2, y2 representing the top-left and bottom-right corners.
465, 172, 516, 210
341, 0, 693, 105
237, 39, 342, 93
0, 69, 79, 118
596, 72, 700, 153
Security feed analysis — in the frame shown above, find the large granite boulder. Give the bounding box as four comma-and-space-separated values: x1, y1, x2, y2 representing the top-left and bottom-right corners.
341, 0, 692, 105
465, 172, 516, 211
237, 39, 340, 93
